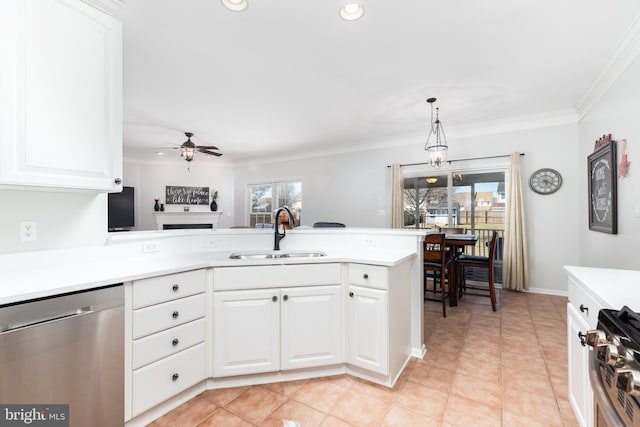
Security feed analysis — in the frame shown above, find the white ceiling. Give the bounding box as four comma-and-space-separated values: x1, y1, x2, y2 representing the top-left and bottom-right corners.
119, 0, 640, 164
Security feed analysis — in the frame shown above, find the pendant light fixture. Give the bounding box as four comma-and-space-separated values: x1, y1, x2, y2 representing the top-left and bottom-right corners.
181, 132, 197, 162
424, 97, 448, 169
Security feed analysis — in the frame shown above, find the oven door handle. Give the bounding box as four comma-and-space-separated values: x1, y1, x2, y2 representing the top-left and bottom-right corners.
589, 350, 626, 426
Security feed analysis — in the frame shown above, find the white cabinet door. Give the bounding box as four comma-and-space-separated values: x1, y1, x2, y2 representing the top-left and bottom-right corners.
567, 302, 593, 427
0, 0, 122, 191
212, 289, 280, 377
281, 286, 344, 370
347, 285, 388, 375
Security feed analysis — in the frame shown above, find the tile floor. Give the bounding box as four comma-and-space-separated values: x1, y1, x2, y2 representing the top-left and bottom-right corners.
149, 290, 579, 426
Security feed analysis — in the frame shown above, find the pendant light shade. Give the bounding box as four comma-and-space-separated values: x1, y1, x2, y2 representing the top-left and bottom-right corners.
424, 97, 448, 169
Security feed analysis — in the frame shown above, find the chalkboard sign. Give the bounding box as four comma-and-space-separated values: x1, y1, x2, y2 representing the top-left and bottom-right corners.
165, 186, 210, 205
588, 141, 617, 234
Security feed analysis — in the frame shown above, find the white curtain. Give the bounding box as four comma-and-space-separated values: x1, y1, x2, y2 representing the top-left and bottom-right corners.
503, 152, 529, 291
391, 163, 403, 228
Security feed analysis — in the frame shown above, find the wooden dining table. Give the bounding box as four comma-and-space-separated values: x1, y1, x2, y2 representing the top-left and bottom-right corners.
444, 233, 479, 306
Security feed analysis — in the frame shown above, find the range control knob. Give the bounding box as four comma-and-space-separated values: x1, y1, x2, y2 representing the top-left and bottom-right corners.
616, 369, 640, 397
585, 330, 607, 347
596, 343, 620, 366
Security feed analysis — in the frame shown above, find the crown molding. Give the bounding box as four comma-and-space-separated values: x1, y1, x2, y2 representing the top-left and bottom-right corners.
575, 12, 640, 120
80, 0, 125, 15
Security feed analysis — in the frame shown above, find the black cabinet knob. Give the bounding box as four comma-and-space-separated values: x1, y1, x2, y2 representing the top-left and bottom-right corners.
363, 273, 369, 279
172, 373, 179, 381
172, 311, 179, 319
283, 295, 289, 301
172, 284, 179, 292
349, 292, 354, 297
114, 178, 122, 185
272, 295, 278, 302
579, 304, 589, 314
172, 338, 179, 347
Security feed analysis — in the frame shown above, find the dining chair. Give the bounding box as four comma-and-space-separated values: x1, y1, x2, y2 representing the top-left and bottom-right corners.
440, 227, 466, 260
423, 233, 451, 317
456, 231, 498, 311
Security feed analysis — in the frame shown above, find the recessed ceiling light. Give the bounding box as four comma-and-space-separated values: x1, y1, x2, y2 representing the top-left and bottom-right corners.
155, 151, 165, 156
340, 3, 364, 21
222, 0, 248, 12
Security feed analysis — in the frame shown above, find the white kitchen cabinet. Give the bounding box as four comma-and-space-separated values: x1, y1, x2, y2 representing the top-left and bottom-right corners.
212, 285, 344, 377
0, 0, 123, 191
125, 269, 208, 420
567, 274, 602, 427
347, 284, 388, 374
346, 262, 412, 385
212, 264, 343, 378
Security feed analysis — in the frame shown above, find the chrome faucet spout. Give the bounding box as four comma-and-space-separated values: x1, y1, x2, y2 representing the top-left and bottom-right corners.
273, 206, 295, 250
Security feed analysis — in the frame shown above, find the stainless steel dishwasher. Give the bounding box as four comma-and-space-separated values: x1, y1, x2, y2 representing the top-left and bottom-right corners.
0, 284, 124, 427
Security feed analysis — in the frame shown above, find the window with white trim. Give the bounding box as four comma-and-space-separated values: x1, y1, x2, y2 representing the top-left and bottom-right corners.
247, 179, 302, 227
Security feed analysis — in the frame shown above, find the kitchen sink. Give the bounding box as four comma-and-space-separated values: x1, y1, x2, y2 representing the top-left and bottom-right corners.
228, 251, 327, 260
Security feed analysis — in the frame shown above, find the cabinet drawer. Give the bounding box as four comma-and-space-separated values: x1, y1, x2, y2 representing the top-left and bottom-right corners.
132, 294, 206, 339
132, 343, 206, 417
568, 276, 601, 329
213, 264, 341, 291
349, 264, 388, 290
133, 269, 206, 309
132, 318, 206, 370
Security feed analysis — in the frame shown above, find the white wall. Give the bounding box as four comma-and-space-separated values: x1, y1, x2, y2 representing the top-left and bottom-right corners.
123, 161, 235, 230
0, 189, 107, 254
578, 55, 640, 268
233, 123, 581, 293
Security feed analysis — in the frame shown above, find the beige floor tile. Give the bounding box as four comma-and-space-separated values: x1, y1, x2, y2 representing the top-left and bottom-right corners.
502, 389, 562, 425
150, 396, 216, 427
406, 363, 455, 394
456, 354, 502, 384
393, 381, 448, 419
330, 392, 391, 427
318, 415, 353, 427
201, 386, 251, 407
503, 366, 555, 398
450, 373, 502, 409
196, 408, 254, 427
379, 405, 442, 427
503, 410, 561, 427
290, 378, 349, 413
262, 379, 308, 397
442, 394, 502, 427
225, 385, 288, 425
259, 400, 326, 427
501, 353, 547, 372
351, 378, 398, 403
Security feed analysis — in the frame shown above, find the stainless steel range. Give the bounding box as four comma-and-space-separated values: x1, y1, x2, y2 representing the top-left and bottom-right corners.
585, 306, 640, 427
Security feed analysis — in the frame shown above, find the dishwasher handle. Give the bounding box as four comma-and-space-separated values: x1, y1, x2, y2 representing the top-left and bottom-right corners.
2, 307, 92, 333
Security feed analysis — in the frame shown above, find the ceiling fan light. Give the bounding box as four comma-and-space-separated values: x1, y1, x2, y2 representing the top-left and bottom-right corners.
181, 146, 196, 162
222, 0, 248, 12
340, 3, 364, 21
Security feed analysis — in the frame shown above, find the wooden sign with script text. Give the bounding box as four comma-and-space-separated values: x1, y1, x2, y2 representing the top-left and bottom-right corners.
165, 186, 210, 205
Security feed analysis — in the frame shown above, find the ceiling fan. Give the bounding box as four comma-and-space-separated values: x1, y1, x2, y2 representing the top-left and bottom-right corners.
153, 132, 223, 162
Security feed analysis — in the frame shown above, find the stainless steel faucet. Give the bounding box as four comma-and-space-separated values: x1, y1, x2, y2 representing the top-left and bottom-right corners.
274, 206, 295, 250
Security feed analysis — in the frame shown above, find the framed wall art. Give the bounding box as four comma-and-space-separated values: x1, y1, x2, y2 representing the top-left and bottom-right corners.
165, 186, 210, 205
588, 141, 617, 234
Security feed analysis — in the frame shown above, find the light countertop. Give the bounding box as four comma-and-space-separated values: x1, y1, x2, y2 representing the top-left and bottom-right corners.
564, 265, 640, 311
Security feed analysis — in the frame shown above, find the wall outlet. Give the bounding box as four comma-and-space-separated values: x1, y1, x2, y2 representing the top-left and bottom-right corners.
142, 241, 159, 253
363, 237, 376, 247
20, 221, 37, 241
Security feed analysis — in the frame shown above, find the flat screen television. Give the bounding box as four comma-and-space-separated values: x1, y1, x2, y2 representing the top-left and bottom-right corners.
108, 186, 135, 231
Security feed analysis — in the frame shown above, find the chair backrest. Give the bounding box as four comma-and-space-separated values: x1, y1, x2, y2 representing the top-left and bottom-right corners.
440, 227, 466, 234
486, 231, 498, 266
313, 222, 346, 228
424, 233, 446, 266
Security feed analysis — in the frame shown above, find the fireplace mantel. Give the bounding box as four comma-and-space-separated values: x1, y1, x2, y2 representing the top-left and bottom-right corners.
153, 212, 223, 230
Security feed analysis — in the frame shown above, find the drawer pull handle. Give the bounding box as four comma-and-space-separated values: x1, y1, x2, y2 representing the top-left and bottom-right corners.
172, 311, 179, 319
172, 338, 179, 347
172, 284, 179, 292
578, 331, 587, 347
349, 292, 354, 297
363, 273, 369, 279
272, 296, 278, 302
172, 373, 179, 381
579, 304, 588, 315
283, 294, 289, 301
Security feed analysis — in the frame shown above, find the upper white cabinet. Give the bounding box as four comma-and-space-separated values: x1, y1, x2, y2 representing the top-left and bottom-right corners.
0, 0, 123, 191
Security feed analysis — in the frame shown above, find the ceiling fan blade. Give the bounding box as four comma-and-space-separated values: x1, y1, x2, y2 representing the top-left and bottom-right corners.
198, 148, 223, 157
196, 145, 220, 150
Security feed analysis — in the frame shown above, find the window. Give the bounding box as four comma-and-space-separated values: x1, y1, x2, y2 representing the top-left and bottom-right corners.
247, 179, 302, 227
